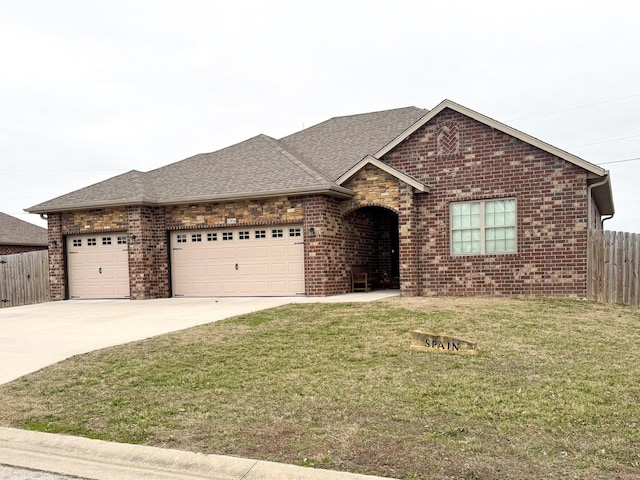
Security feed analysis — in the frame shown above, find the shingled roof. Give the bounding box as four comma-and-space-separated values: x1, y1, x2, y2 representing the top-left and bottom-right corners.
0, 211, 47, 247
27, 107, 427, 213
25, 101, 613, 215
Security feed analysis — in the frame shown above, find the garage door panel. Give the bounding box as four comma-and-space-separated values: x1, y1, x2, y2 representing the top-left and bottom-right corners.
67, 234, 130, 299
171, 225, 304, 297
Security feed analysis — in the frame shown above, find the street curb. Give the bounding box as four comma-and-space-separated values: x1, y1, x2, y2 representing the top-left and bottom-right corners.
0, 428, 396, 480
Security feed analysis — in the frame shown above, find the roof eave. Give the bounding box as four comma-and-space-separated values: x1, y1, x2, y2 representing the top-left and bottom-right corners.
590, 174, 615, 216
26, 186, 355, 214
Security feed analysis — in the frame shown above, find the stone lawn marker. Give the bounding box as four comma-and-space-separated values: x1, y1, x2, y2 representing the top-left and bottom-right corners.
411, 330, 477, 355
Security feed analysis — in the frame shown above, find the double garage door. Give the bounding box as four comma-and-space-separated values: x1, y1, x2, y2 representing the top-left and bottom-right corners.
170, 224, 305, 297
66, 233, 130, 299
66, 225, 304, 299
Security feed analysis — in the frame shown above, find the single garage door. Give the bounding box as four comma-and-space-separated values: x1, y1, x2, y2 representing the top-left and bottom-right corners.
67, 233, 130, 299
170, 225, 304, 296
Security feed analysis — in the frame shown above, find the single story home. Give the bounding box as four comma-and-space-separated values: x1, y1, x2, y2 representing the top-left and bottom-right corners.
27, 100, 614, 301
0, 211, 48, 255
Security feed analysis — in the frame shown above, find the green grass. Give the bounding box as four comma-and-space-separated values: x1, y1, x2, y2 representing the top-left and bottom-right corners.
0, 297, 639, 479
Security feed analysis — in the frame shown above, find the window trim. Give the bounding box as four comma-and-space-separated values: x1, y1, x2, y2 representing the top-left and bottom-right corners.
450, 198, 517, 256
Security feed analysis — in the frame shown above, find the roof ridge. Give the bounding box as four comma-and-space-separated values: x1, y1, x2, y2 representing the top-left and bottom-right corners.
280, 106, 427, 140
257, 135, 336, 187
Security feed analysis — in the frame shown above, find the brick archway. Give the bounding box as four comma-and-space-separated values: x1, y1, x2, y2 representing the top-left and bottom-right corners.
343, 206, 400, 288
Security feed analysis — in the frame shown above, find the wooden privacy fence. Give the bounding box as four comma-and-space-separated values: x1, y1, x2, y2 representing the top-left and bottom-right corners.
588, 230, 640, 308
0, 250, 50, 308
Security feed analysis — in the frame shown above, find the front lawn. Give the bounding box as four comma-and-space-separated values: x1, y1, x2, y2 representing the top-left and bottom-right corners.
0, 297, 638, 479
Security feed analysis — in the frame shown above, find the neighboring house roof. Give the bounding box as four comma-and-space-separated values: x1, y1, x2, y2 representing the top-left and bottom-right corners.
26, 101, 614, 216
0, 211, 48, 247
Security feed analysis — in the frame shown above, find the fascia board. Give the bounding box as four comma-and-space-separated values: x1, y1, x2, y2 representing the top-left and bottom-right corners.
26, 186, 355, 214
337, 156, 429, 192
376, 99, 609, 178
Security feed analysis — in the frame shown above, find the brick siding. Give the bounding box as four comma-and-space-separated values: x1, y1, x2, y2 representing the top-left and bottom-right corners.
383, 108, 590, 298
43, 108, 596, 301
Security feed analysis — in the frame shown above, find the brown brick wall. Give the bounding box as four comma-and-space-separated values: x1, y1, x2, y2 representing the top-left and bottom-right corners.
62, 208, 128, 233
303, 195, 349, 295
47, 197, 313, 300
166, 197, 304, 229
127, 206, 169, 300
383, 108, 590, 298
42, 109, 595, 301
47, 213, 65, 301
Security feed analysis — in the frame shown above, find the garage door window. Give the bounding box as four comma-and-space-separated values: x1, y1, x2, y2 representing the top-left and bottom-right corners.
223, 232, 233, 241
239, 231, 250, 240
272, 229, 283, 238
117, 236, 127, 245
192, 234, 202, 242
177, 234, 187, 243
102, 237, 112, 245
289, 228, 301, 237
207, 233, 217, 241
255, 230, 266, 239
88, 238, 97, 246
73, 239, 82, 247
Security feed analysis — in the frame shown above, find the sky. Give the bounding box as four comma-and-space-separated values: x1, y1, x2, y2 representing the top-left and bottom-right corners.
1, 0, 639, 233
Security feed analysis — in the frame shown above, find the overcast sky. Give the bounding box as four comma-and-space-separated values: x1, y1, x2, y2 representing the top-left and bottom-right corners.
1, 0, 639, 233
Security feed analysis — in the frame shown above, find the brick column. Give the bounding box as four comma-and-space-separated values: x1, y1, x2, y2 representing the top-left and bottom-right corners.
47, 213, 66, 301
398, 185, 420, 296
127, 206, 169, 300
303, 195, 349, 296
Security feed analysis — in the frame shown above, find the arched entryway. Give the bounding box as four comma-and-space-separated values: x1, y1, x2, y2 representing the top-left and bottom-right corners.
343, 206, 400, 289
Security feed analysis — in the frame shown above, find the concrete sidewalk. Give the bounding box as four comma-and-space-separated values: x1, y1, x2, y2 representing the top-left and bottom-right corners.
0, 292, 399, 480
0, 427, 396, 480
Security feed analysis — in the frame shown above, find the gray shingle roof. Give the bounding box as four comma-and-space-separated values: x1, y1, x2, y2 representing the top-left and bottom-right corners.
26, 107, 428, 213
0, 211, 48, 246
280, 107, 427, 179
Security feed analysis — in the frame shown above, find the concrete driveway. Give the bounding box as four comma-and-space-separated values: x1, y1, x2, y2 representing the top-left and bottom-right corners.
0, 292, 398, 385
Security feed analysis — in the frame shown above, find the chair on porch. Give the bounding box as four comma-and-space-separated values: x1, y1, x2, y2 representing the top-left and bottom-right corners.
351, 264, 377, 292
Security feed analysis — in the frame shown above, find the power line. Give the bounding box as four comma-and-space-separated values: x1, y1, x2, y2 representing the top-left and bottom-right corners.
569, 133, 640, 149
599, 157, 640, 165
508, 93, 640, 121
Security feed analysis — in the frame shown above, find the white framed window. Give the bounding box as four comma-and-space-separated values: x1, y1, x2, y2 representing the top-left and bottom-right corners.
102, 237, 112, 245
176, 234, 187, 243
87, 238, 97, 246
117, 236, 127, 245
289, 228, 301, 237
73, 239, 82, 247
255, 230, 266, 239
191, 233, 202, 242
451, 198, 516, 255
207, 233, 217, 242
239, 231, 250, 240
223, 232, 233, 241
272, 229, 283, 238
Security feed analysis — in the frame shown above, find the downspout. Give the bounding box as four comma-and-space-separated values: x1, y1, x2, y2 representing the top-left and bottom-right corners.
601, 214, 614, 229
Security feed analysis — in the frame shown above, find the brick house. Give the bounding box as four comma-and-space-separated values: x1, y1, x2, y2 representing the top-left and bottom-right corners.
27, 100, 614, 300
0, 211, 48, 255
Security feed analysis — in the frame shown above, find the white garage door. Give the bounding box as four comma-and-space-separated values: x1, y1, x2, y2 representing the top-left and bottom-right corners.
67, 234, 130, 299
170, 225, 304, 296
